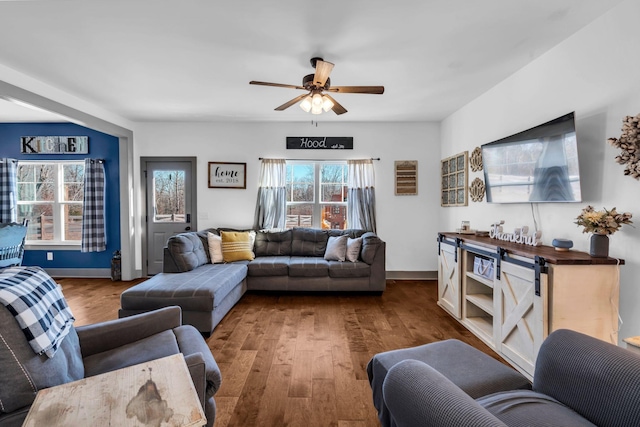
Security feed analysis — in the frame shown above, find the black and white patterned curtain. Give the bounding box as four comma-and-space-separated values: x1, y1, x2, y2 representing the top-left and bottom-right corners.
81, 159, 106, 252
347, 159, 377, 233
0, 158, 18, 223
253, 158, 286, 230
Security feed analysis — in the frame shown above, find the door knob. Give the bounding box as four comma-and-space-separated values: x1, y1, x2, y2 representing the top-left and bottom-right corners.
185, 226, 191, 231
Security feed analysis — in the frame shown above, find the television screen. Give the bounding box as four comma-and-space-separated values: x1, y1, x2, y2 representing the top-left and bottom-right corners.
482, 112, 582, 203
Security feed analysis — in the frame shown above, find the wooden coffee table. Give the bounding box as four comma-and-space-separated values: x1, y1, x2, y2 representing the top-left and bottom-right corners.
22, 353, 206, 427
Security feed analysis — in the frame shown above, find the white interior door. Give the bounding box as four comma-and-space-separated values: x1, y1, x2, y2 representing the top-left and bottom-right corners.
144, 158, 196, 275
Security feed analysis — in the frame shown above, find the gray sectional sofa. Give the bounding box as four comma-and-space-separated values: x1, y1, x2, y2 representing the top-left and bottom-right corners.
119, 227, 386, 335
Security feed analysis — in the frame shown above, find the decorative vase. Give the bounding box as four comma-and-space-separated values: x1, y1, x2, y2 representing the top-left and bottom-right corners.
589, 233, 609, 258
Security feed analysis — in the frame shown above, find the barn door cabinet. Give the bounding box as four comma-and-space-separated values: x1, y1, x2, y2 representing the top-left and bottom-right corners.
437, 232, 622, 380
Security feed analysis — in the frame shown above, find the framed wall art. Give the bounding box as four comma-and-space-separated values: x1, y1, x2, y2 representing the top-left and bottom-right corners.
208, 162, 246, 189
395, 160, 418, 195
441, 151, 468, 207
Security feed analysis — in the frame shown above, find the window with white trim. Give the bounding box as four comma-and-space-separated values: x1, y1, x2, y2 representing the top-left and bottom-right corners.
285, 161, 348, 229
17, 161, 84, 244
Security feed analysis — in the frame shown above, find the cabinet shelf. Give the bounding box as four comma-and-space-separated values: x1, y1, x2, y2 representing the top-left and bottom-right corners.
466, 294, 493, 315
465, 271, 494, 288
465, 316, 493, 342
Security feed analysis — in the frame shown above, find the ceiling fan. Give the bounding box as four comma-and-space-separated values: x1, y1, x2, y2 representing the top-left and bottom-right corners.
249, 57, 384, 115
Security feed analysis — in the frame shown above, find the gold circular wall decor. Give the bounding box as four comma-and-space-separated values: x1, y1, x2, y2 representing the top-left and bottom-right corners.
470, 147, 483, 172
470, 177, 485, 202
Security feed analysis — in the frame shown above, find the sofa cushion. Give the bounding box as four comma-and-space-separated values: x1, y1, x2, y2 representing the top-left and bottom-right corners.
83, 330, 180, 378
254, 230, 292, 256
120, 263, 248, 312
248, 256, 290, 277
346, 237, 363, 262
324, 235, 349, 261
288, 257, 329, 277
0, 304, 84, 413
328, 261, 371, 278
361, 232, 383, 264
221, 231, 256, 262
207, 232, 224, 263
477, 390, 597, 427
166, 232, 209, 272
291, 228, 328, 257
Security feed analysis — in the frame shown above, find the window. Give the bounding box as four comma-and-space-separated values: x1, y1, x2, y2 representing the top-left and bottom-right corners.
285, 161, 347, 229
17, 161, 84, 244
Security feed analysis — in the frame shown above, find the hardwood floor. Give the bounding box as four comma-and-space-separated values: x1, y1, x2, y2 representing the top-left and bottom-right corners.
61, 278, 500, 427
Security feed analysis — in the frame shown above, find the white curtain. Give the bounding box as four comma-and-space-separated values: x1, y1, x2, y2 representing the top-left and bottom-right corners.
253, 158, 287, 230
347, 159, 377, 232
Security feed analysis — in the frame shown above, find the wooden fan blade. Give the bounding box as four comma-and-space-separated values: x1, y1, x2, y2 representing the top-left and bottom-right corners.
275, 93, 310, 111
327, 86, 385, 94
313, 60, 334, 87
250, 81, 306, 90
323, 94, 347, 115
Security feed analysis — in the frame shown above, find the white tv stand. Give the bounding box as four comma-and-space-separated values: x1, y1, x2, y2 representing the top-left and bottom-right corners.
437, 232, 622, 379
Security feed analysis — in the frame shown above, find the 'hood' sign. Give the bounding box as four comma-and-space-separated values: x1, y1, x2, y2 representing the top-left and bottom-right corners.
287, 137, 353, 150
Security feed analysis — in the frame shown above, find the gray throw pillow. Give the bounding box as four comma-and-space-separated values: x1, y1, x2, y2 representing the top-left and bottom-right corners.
346, 237, 363, 262
324, 235, 349, 262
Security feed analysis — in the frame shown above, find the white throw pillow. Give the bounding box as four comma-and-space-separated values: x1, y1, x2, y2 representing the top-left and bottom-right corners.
324, 235, 349, 262
346, 237, 363, 262
207, 232, 224, 263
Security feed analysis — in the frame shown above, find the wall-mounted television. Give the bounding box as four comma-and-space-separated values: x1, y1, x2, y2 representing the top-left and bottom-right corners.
481, 112, 582, 203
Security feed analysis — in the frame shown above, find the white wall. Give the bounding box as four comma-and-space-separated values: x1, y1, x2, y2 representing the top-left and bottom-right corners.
440, 0, 640, 343
134, 121, 440, 275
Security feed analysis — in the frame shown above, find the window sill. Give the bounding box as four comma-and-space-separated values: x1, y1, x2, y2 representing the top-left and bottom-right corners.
25, 243, 81, 251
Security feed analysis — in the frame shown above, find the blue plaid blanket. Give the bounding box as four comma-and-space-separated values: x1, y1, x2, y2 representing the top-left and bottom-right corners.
0, 266, 75, 358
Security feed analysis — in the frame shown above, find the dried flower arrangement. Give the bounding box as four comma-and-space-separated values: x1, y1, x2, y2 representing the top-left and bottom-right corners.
575, 205, 633, 235
608, 113, 640, 179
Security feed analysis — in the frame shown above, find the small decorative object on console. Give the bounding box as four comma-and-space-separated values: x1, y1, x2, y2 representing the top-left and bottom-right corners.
551, 238, 573, 252
489, 220, 542, 246
575, 205, 632, 258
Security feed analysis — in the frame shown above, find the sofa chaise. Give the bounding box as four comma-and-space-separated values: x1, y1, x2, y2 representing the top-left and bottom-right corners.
120, 227, 386, 335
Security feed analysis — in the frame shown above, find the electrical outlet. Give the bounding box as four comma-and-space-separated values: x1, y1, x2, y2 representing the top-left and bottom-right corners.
47, 252, 53, 261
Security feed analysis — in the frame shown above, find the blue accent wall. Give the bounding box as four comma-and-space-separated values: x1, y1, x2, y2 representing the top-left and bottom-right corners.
0, 123, 120, 269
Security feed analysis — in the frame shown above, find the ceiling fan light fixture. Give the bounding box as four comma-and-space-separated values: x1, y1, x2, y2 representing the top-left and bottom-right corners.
299, 95, 312, 112
322, 95, 334, 112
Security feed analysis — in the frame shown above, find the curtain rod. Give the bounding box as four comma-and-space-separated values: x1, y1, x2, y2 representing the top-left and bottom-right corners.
259, 157, 380, 161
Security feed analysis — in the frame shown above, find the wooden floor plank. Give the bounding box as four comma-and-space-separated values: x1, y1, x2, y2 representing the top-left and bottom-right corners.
61, 278, 504, 427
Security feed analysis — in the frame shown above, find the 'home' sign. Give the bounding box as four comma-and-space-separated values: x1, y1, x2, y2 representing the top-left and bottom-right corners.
286, 137, 353, 150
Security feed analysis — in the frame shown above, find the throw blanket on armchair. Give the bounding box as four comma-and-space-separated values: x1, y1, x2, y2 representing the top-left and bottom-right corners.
0, 266, 75, 357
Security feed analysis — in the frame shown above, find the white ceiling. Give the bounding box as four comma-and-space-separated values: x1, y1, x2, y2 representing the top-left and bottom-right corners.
0, 0, 624, 123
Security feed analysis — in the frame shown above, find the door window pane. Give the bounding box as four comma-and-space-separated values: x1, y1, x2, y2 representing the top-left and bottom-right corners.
153, 170, 186, 223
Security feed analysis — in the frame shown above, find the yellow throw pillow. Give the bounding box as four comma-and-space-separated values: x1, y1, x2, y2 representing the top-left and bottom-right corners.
221, 231, 255, 262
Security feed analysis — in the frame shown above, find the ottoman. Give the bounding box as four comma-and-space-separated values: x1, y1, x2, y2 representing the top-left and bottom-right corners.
367, 339, 532, 427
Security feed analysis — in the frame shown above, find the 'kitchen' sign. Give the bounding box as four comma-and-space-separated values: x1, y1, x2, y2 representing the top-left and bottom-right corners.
286, 137, 353, 150
21, 136, 89, 154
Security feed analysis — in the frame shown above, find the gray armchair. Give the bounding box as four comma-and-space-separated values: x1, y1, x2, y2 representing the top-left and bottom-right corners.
0, 305, 221, 427
379, 329, 640, 426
